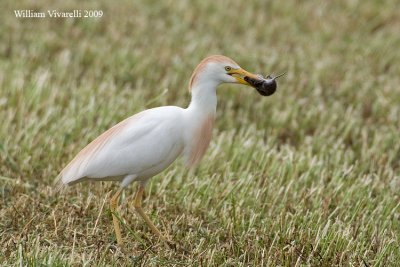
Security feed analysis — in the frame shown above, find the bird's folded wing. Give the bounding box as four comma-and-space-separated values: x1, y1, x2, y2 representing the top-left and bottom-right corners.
59, 112, 155, 184
58, 107, 184, 186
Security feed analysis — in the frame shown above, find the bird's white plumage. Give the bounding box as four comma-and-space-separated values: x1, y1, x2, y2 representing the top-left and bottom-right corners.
60, 106, 187, 186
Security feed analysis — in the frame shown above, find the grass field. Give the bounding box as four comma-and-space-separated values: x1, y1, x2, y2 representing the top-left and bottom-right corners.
1, 0, 400, 266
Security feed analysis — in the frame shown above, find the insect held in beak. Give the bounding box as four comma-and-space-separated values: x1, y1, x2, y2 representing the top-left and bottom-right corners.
244, 72, 285, 96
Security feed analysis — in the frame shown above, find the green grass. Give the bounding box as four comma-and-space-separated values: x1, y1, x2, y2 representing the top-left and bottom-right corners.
1, 0, 400, 265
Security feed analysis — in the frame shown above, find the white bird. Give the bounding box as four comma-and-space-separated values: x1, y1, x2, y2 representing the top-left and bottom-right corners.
58, 55, 269, 247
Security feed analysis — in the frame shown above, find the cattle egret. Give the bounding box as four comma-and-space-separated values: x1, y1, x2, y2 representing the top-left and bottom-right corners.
58, 55, 276, 247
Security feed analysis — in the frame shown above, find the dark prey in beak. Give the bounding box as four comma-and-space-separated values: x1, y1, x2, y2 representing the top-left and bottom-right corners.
244, 73, 285, 96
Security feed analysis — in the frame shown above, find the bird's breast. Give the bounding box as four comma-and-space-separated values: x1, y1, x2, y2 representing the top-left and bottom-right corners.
185, 113, 215, 167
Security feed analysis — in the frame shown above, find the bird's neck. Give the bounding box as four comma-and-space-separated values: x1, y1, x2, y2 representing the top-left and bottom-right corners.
187, 80, 218, 115
184, 80, 218, 167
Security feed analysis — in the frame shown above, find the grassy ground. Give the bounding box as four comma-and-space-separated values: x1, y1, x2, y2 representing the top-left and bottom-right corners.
1, 0, 399, 266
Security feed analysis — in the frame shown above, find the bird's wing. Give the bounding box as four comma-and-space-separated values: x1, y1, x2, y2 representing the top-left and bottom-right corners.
59, 107, 184, 185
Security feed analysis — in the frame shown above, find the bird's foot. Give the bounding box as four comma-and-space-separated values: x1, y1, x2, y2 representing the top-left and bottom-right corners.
109, 243, 127, 255
165, 240, 190, 255
166, 240, 176, 250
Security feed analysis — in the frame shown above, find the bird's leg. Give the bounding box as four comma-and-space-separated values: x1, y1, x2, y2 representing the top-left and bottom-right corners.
134, 185, 172, 247
110, 188, 123, 246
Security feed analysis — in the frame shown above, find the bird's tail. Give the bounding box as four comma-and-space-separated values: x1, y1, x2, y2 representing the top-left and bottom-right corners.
53, 172, 69, 193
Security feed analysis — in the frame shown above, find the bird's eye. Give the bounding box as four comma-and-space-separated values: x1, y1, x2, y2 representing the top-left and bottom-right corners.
225, 66, 232, 72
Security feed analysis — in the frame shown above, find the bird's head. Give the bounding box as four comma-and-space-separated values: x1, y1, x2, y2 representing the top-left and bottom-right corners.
189, 55, 277, 96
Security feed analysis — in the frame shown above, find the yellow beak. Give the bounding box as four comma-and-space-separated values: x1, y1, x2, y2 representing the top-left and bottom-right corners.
229, 68, 260, 87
